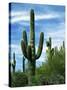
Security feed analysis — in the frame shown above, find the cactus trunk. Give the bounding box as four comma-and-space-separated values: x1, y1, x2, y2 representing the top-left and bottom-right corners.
30, 10, 35, 61
12, 52, 16, 73
23, 56, 25, 72
28, 60, 35, 85
13, 65, 15, 73
21, 9, 44, 85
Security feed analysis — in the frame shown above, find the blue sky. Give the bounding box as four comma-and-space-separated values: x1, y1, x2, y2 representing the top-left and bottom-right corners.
9, 3, 65, 71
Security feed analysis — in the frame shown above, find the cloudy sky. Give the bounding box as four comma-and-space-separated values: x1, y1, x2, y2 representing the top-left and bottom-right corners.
9, 3, 65, 71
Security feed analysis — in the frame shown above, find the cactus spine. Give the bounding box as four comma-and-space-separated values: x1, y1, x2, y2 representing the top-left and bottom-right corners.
21, 9, 44, 85
12, 52, 16, 73
23, 56, 25, 72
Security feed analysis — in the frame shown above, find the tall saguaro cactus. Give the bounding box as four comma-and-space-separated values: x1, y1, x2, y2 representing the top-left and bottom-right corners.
21, 9, 44, 85
12, 52, 16, 73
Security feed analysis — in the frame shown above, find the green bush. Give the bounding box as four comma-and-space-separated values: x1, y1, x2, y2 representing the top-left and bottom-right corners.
11, 72, 28, 87
35, 43, 65, 85
11, 41, 65, 86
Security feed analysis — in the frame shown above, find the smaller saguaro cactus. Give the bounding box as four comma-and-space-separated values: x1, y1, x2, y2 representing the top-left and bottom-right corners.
61, 41, 65, 49
46, 37, 54, 59
23, 56, 25, 72
9, 59, 11, 86
60, 41, 65, 53
63, 41, 65, 48
12, 52, 16, 73
54, 46, 58, 54
46, 37, 51, 50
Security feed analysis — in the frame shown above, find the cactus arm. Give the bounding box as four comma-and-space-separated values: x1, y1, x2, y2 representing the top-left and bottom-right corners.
21, 40, 27, 58
36, 32, 44, 59
23, 30, 28, 47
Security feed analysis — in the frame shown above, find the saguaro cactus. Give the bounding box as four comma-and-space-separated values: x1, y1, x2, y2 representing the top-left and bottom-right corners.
12, 52, 16, 73
21, 9, 44, 85
46, 37, 54, 59
23, 56, 25, 72
9, 53, 11, 87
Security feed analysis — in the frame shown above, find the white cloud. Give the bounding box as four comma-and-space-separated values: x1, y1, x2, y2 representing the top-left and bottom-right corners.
44, 22, 65, 49
10, 11, 29, 17
19, 21, 30, 26
10, 44, 22, 56
46, 27, 65, 48
11, 15, 29, 23
46, 30, 65, 48
10, 11, 61, 24
46, 22, 65, 39
47, 29, 65, 39
52, 39, 63, 48
35, 14, 60, 20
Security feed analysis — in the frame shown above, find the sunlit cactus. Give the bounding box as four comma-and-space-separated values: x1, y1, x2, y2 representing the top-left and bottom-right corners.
12, 52, 16, 73
21, 9, 44, 85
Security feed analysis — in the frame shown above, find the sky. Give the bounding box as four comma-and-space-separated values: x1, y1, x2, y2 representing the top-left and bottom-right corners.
9, 3, 65, 71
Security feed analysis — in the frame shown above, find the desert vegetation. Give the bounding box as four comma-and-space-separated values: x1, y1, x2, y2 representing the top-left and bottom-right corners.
9, 9, 65, 87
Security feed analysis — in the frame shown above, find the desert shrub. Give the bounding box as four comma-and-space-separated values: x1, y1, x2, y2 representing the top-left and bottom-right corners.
29, 75, 43, 86
35, 43, 65, 85
11, 72, 28, 87
11, 42, 65, 86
